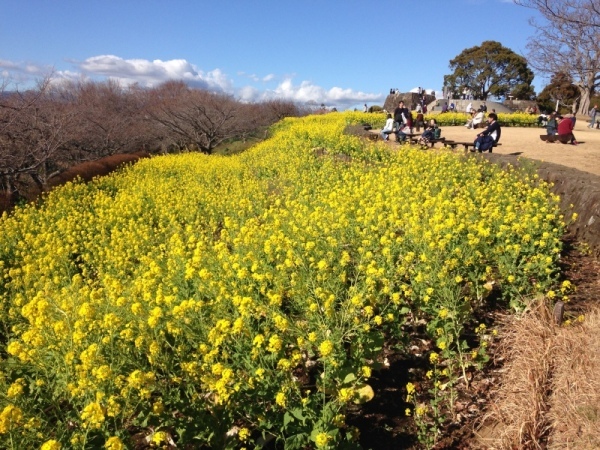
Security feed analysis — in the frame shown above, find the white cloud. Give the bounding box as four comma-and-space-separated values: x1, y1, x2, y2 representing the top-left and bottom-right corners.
257, 77, 383, 109
1, 56, 383, 110
76, 55, 233, 91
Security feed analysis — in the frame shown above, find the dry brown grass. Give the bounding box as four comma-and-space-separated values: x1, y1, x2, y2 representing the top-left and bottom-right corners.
546, 307, 600, 449
474, 300, 600, 449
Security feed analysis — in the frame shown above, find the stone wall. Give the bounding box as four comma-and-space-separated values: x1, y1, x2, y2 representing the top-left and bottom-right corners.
383, 93, 436, 113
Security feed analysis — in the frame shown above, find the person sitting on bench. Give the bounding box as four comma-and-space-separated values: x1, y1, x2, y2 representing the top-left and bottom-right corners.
418, 119, 439, 145
557, 114, 578, 145
465, 110, 484, 129
473, 113, 501, 152
546, 112, 558, 136
380, 113, 395, 141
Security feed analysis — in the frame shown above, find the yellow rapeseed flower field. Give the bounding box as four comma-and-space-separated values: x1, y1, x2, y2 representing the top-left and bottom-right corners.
0, 111, 565, 448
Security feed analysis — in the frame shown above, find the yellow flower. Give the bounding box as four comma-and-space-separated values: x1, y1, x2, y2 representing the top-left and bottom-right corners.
275, 391, 286, 408
0, 404, 23, 433
338, 387, 354, 403
360, 366, 371, 378
152, 431, 168, 445
315, 432, 330, 448
238, 427, 251, 441
41, 440, 62, 450
266, 334, 282, 353
80, 402, 105, 429
415, 405, 428, 417
105, 436, 124, 450
152, 400, 164, 414
318, 340, 334, 358
7, 378, 25, 398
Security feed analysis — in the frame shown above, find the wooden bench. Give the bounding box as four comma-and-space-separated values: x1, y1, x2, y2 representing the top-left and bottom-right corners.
408, 136, 446, 148
396, 132, 419, 143
540, 134, 571, 144
445, 140, 502, 152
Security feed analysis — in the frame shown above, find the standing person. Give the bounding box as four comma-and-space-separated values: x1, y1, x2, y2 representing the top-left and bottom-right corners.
466, 102, 473, 114
393, 101, 409, 133
589, 104, 598, 128
380, 113, 395, 141
473, 113, 501, 152
557, 115, 578, 145
363, 104, 368, 113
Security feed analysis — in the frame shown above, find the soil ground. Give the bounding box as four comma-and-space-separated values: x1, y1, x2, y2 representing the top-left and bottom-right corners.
378, 119, 600, 176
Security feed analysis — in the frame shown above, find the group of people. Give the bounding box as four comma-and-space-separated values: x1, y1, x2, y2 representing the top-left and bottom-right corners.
381, 100, 501, 152
545, 112, 578, 145
464, 109, 485, 129
380, 101, 414, 142
526, 105, 538, 115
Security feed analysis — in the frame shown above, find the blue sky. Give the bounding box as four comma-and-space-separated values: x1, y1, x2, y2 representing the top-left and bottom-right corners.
1, 0, 543, 110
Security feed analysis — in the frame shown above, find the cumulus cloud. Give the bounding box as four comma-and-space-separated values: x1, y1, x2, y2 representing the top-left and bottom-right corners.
1, 56, 383, 109
256, 77, 383, 110
77, 55, 233, 91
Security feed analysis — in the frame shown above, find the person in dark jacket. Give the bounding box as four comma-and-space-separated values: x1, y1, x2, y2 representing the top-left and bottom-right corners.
546, 112, 558, 136
473, 113, 501, 152
393, 101, 411, 142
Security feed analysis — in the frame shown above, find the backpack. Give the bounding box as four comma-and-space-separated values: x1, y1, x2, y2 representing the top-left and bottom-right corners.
433, 127, 442, 139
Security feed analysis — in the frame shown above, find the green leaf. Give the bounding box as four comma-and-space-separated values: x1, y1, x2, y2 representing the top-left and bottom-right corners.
343, 372, 357, 384
290, 408, 305, 421
283, 411, 294, 427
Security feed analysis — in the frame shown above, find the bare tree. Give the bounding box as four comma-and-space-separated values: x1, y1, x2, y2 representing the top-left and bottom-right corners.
0, 77, 77, 199
57, 79, 155, 162
146, 82, 244, 154
516, 0, 600, 114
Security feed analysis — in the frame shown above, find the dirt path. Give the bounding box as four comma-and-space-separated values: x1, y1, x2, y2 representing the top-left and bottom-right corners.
381, 120, 600, 176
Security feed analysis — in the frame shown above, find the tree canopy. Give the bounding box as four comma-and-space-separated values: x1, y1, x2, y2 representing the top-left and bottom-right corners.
443, 41, 535, 100
536, 72, 580, 113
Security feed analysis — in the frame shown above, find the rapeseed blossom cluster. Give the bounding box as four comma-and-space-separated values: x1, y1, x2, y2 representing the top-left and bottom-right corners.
0, 111, 565, 448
